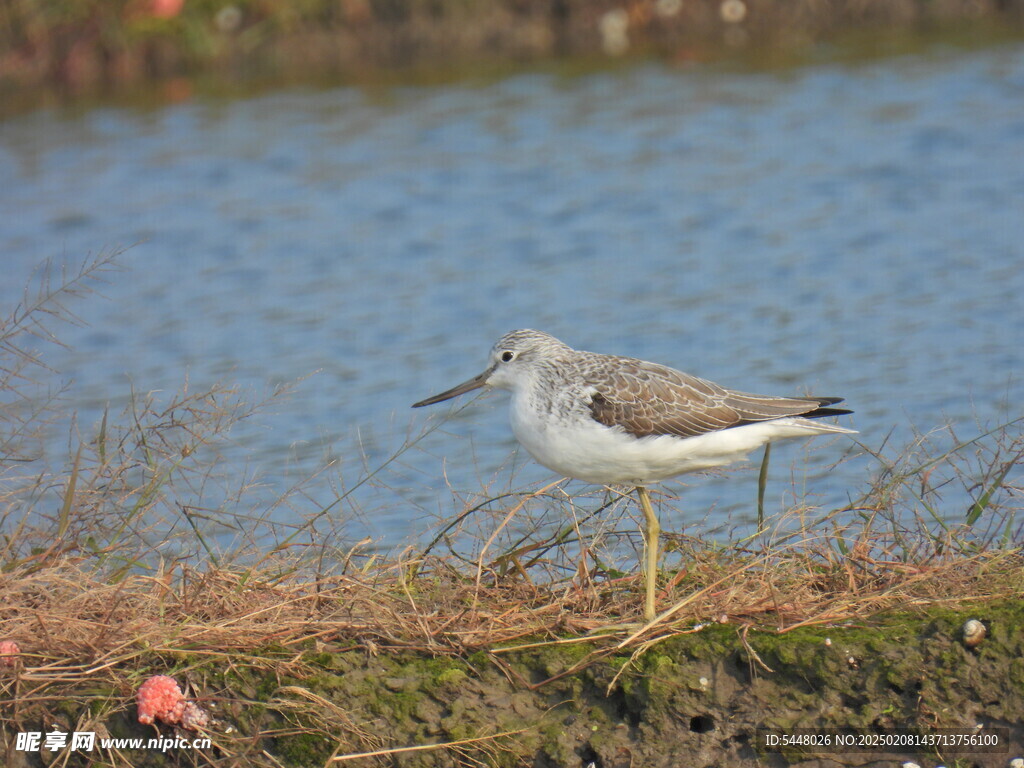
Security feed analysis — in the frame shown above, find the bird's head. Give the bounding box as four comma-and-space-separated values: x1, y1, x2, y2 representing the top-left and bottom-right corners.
412, 329, 570, 407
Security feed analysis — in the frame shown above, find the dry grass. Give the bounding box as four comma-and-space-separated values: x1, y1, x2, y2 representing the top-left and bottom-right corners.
1, 521, 1019, 664
1, 254, 1022, 765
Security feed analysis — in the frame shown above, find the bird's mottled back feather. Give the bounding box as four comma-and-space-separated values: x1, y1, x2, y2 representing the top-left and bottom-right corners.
582, 354, 849, 439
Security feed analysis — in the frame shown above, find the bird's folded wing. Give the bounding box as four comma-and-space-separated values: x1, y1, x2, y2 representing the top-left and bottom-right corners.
585, 358, 840, 439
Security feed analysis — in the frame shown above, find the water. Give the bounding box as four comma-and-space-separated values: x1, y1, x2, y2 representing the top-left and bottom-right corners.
1, 44, 1022, 552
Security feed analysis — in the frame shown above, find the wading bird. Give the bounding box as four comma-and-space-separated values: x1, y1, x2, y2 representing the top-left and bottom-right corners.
413, 329, 855, 621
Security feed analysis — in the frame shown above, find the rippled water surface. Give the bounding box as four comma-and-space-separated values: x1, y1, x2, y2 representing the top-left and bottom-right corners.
2, 44, 1023, 550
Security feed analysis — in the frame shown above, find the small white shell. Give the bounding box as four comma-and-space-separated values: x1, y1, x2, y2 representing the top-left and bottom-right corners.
901, 762, 921, 768
1008, 758, 1024, 768
962, 619, 987, 648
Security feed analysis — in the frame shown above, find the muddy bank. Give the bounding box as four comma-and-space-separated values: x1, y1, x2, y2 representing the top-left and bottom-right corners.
4, 598, 1023, 767
2, 0, 1024, 108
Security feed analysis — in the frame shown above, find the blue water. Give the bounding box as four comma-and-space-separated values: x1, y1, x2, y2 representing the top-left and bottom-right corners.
1, 44, 1022, 554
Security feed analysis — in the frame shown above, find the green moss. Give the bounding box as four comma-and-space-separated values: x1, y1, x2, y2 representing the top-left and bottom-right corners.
434, 666, 468, 688
276, 730, 334, 768
513, 637, 597, 678
467, 649, 489, 668
303, 671, 351, 691
303, 651, 336, 668
539, 720, 574, 765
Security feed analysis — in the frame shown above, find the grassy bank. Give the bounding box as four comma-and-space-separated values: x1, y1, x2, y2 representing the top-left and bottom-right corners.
2, 0, 1024, 114
1, 256, 1023, 766
4, 585, 1024, 767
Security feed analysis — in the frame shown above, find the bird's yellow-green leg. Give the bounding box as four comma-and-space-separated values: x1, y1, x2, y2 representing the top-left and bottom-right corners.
636, 485, 660, 622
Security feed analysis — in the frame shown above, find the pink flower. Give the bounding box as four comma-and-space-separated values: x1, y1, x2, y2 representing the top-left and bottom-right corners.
0, 640, 20, 668
136, 675, 209, 730
149, 0, 185, 18
137, 675, 185, 725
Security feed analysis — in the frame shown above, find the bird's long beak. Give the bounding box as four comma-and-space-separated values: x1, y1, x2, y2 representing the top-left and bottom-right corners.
412, 366, 493, 408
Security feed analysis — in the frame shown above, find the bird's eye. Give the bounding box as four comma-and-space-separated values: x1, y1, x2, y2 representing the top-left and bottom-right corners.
501, 351, 515, 363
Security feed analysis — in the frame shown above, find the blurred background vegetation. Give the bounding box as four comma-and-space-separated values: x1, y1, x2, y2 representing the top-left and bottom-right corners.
3, 0, 1024, 111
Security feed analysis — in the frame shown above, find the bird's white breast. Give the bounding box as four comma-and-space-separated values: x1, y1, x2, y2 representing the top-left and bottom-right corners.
508, 385, 848, 486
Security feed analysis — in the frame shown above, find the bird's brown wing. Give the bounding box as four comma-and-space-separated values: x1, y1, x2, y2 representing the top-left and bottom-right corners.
584, 357, 844, 439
